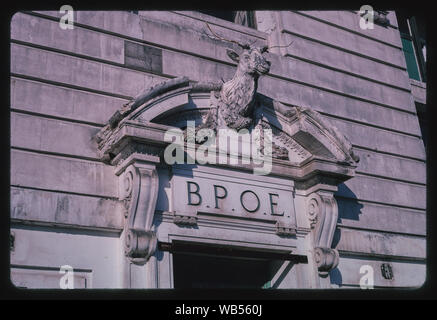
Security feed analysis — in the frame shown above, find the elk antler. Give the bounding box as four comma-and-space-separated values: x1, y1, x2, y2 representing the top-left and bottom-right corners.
205, 22, 291, 52
205, 22, 252, 49
261, 41, 294, 53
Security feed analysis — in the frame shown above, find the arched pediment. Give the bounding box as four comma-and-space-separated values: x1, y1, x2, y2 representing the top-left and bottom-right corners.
96, 77, 358, 186
97, 77, 358, 165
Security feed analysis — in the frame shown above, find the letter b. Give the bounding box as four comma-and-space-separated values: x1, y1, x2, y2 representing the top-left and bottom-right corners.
230, 305, 238, 315
187, 181, 202, 206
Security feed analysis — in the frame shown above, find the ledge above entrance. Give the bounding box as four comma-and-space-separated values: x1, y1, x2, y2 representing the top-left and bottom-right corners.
95, 76, 359, 187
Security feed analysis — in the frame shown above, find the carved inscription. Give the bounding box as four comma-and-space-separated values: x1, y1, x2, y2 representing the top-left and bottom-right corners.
171, 167, 297, 235
186, 181, 284, 217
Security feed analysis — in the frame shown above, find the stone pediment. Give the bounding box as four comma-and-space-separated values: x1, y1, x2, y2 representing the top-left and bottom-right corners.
96, 76, 358, 187
94, 36, 360, 281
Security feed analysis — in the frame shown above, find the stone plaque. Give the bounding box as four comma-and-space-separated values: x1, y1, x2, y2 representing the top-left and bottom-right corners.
124, 40, 162, 73
171, 165, 297, 230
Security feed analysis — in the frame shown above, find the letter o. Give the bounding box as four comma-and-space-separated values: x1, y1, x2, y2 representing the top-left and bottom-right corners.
240, 190, 260, 213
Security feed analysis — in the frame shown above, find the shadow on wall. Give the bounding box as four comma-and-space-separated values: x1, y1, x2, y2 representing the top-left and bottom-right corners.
336, 183, 364, 222
330, 183, 364, 287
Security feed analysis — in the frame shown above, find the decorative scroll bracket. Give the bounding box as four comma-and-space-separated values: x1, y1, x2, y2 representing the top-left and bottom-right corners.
307, 189, 340, 277
116, 154, 160, 265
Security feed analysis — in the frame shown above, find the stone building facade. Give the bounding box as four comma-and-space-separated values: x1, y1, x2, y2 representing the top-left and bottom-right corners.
10, 10, 426, 289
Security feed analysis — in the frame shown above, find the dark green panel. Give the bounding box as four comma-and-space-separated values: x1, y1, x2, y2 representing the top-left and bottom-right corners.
401, 36, 421, 81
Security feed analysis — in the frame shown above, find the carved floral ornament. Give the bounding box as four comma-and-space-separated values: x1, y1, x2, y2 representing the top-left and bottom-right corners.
94, 24, 358, 276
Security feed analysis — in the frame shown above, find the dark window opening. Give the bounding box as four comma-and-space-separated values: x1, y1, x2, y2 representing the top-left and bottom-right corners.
198, 10, 257, 29
396, 11, 426, 82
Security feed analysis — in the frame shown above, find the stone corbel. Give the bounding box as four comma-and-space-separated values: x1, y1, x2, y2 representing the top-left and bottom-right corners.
118, 159, 159, 265
307, 191, 339, 277
173, 213, 198, 226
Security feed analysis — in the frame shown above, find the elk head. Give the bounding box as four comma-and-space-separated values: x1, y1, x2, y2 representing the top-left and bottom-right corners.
205, 22, 292, 78
203, 23, 294, 131
226, 46, 271, 77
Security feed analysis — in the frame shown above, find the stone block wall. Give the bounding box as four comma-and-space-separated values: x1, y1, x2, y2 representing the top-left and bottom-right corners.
10, 10, 426, 288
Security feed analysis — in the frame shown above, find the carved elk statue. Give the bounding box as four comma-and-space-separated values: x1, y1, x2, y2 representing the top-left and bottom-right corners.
197, 24, 359, 163
199, 23, 293, 133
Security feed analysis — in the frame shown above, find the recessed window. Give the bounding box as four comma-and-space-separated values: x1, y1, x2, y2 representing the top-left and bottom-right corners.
397, 11, 426, 82
198, 10, 257, 29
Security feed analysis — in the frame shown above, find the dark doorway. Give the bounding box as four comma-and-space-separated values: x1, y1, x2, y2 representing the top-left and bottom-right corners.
173, 252, 275, 288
